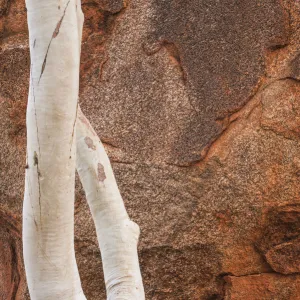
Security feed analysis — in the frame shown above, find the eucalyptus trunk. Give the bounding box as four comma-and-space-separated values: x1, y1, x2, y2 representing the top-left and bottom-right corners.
23, 0, 144, 299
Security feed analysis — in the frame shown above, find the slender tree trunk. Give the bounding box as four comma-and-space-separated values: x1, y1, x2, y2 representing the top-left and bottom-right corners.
76, 107, 145, 299
75, 0, 144, 296
23, 0, 144, 298
74, 0, 144, 295
23, 0, 86, 298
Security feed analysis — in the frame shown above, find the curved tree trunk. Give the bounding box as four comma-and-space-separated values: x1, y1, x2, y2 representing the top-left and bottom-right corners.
23, 0, 86, 298
76, 107, 145, 299
75, 1, 144, 296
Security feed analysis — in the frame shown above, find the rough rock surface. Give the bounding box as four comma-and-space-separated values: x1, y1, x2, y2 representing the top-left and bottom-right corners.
0, 0, 300, 299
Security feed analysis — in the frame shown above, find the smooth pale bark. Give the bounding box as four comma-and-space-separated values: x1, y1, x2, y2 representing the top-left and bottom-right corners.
76, 107, 145, 299
74, 0, 144, 297
23, 0, 86, 299
24, 0, 144, 298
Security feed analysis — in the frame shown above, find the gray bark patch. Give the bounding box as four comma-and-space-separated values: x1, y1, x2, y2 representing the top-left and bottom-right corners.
97, 163, 106, 182
33, 151, 38, 166
84, 136, 96, 150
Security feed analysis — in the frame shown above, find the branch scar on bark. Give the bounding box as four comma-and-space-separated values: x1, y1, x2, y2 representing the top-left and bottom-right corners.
30, 68, 41, 158
33, 151, 38, 166
84, 136, 96, 150
69, 102, 79, 159
27, 175, 38, 230
97, 163, 106, 182
34, 151, 42, 224
38, 0, 71, 84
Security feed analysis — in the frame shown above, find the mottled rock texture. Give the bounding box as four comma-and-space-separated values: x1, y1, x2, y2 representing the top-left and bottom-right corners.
0, 0, 300, 299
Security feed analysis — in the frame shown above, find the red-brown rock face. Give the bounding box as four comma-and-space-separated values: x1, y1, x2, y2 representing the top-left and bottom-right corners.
0, 210, 26, 299
0, 0, 300, 299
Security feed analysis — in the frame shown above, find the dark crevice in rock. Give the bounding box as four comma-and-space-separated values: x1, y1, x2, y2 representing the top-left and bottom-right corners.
111, 160, 136, 165
165, 161, 196, 168
279, 76, 300, 83
256, 204, 300, 275
101, 140, 119, 149
222, 271, 276, 278
260, 125, 299, 141
0, 209, 21, 238
0, 210, 23, 298
10, 240, 21, 300
0, 0, 10, 16
79, 1, 128, 88
267, 43, 289, 52
143, 39, 187, 84
99, 56, 109, 81
191, 75, 298, 167
161, 41, 187, 83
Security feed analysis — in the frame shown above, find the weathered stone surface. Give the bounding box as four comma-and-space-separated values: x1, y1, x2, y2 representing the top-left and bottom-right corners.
0, 0, 27, 38
224, 274, 300, 300
145, 0, 289, 164
0, 209, 26, 299
1, 0, 300, 299
139, 244, 223, 299
257, 204, 300, 274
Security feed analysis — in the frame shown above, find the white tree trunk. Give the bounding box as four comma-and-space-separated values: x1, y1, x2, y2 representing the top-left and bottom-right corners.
74, 0, 144, 295
23, 0, 86, 298
76, 107, 145, 299
24, 0, 144, 298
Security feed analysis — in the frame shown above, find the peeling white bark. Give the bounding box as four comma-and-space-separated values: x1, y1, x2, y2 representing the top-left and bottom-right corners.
76, 107, 145, 299
23, 0, 86, 299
